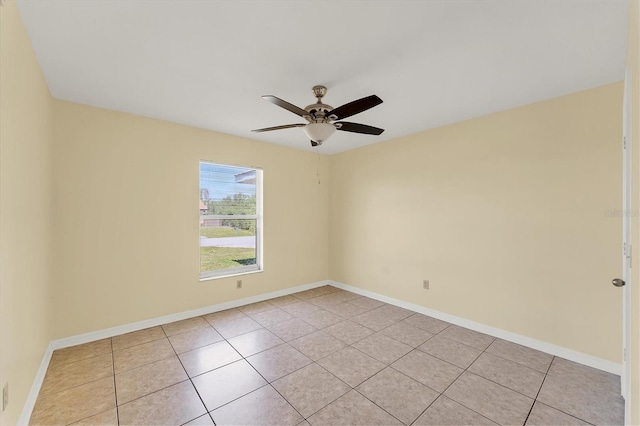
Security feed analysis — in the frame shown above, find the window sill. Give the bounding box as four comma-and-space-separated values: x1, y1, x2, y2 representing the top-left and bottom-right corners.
199, 267, 263, 282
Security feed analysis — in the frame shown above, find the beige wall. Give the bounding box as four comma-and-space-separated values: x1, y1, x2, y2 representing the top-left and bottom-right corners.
0, 1, 55, 424
330, 83, 623, 363
2, 0, 636, 420
627, 0, 640, 423
52, 101, 330, 339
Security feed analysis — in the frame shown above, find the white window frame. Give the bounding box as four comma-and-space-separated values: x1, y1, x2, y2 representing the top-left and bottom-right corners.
199, 162, 263, 281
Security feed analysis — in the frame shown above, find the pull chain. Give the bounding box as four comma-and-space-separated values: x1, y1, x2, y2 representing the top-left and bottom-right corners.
316, 145, 321, 184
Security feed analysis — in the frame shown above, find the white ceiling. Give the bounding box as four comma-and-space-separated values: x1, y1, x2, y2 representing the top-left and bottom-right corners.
16, 0, 630, 155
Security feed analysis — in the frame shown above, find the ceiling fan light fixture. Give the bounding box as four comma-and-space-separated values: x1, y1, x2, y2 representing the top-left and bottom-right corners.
303, 122, 336, 143
253, 87, 384, 147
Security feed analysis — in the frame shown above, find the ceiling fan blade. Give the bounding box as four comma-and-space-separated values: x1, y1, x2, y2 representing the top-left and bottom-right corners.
328, 95, 382, 120
262, 95, 308, 117
336, 122, 385, 135
252, 123, 306, 133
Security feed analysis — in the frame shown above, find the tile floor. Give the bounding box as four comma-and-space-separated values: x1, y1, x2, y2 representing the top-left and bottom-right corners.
29, 285, 625, 425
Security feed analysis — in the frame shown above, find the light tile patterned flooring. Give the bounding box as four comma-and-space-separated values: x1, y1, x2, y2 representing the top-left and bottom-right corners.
30, 285, 625, 425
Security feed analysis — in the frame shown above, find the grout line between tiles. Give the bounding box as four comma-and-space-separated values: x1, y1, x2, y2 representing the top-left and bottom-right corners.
479, 347, 551, 375
415, 324, 578, 425
522, 355, 553, 425
403, 326, 497, 426
351, 387, 408, 425
305, 318, 438, 425
206, 295, 341, 422
173, 336, 213, 425
111, 335, 168, 353
61, 341, 119, 426
163, 320, 219, 425
295, 362, 353, 420
192, 382, 273, 424
347, 369, 421, 425
181, 324, 304, 423
268, 304, 441, 422
244, 367, 307, 421
523, 356, 596, 426
116, 377, 193, 408
110, 338, 121, 425
35, 287, 620, 426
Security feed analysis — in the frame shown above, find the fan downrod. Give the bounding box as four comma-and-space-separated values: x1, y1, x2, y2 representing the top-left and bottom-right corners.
252, 87, 384, 146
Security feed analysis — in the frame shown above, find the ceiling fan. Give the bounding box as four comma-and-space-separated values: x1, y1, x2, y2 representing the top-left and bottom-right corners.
252, 86, 384, 147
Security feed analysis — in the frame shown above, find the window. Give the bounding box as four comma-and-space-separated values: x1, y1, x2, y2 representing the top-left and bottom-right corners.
199, 161, 262, 279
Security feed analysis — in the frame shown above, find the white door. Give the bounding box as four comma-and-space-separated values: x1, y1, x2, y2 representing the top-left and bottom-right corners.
620, 66, 632, 424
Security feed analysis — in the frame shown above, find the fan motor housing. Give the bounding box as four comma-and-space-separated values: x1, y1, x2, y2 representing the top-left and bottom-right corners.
252, 85, 384, 143
304, 103, 333, 122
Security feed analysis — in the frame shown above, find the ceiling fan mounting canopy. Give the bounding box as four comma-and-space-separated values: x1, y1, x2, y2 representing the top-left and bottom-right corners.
312, 85, 327, 101
252, 85, 384, 146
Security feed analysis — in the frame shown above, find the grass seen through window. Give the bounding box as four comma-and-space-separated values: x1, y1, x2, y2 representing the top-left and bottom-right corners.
199, 161, 261, 278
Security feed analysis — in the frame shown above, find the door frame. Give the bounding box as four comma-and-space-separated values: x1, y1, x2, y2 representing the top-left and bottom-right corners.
622, 66, 632, 424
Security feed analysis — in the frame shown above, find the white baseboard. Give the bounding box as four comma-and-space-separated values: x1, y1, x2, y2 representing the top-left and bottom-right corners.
17, 342, 53, 426
51, 280, 330, 350
19, 279, 330, 424
329, 280, 622, 376
21, 277, 622, 424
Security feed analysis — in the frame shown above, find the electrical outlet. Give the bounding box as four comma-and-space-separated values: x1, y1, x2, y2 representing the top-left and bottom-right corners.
2, 382, 8, 412
236, 280, 242, 289
423, 280, 429, 290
